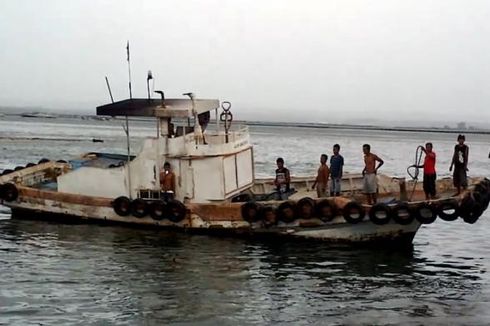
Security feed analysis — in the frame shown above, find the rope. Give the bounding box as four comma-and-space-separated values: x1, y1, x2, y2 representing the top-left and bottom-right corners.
406, 145, 425, 201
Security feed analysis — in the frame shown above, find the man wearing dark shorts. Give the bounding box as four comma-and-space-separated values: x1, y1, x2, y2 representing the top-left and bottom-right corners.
449, 134, 469, 195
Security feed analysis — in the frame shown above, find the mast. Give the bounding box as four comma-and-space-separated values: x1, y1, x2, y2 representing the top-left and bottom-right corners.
125, 41, 132, 198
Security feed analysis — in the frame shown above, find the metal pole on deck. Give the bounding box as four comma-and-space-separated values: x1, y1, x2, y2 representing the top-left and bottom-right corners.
125, 116, 132, 199
105, 76, 114, 103
125, 42, 133, 198
126, 41, 133, 99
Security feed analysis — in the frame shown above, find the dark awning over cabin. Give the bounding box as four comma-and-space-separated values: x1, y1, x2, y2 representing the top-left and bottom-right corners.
96, 98, 220, 118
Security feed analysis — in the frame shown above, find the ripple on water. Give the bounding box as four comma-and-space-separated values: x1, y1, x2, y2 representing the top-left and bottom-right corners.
1, 121, 490, 324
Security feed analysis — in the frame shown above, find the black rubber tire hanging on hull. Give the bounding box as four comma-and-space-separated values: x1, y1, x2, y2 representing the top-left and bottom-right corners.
131, 198, 148, 218
2, 183, 18, 202
241, 202, 262, 223
296, 197, 316, 220
460, 194, 483, 224
368, 203, 391, 225
14, 166, 24, 171
38, 158, 50, 164
459, 195, 476, 220
315, 199, 336, 222
261, 205, 277, 227
166, 200, 186, 223
1, 169, 14, 176
342, 201, 365, 224
277, 201, 297, 223
437, 200, 459, 221
25, 163, 36, 168
391, 203, 415, 225
414, 203, 437, 224
149, 200, 166, 220
113, 196, 131, 216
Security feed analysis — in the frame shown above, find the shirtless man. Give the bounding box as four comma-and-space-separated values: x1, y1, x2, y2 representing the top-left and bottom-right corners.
312, 154, 329, 198
362, 144, 384, 205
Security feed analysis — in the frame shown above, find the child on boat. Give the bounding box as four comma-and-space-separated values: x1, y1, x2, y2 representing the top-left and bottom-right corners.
312, 154, 330, 198
450, 134, 469, 195
330, 144, 344, 196
274, 157, 291, 200
160, 162, 176, 201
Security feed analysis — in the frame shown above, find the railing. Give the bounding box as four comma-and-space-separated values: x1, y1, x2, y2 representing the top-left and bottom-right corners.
203, 125, 249, 146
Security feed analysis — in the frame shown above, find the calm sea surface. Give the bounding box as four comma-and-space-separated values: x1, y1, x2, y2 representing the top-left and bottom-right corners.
0, 116, 489, 325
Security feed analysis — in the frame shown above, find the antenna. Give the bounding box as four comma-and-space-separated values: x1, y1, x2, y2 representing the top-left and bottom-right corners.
126, 41, 132, 99
105, 76, 114, 103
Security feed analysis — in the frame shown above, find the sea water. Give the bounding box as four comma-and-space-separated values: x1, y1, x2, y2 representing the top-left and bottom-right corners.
0, 116, 489, 325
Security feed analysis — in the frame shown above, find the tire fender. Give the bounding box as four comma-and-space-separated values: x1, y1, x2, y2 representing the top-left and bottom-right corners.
342, 201, 365, 224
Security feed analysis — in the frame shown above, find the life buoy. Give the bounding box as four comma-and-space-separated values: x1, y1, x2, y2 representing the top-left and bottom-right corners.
1, 169, 13, 176
315, 199, 336, 222
414, 203, 437, 224
277, 201, 297, 223
131, 198, 148, 218
166, 200, 186, 223
368, 203, 391, 225
113, 196, 131, 216
342, 201, 365, 224
38, 158, 50, 164
2, 183, 18, 202
391, 203, 415, 225
25, 163, 36, 168
296, 197, 316, 220
14, 166, 24, 171
150, 200, 166, 220
241, 202, 262, 223
437, 200, 459, 221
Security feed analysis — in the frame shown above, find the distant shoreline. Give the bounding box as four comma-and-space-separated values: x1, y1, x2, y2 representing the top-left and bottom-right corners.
244, 121, 490, 135
1, 111, 490, 135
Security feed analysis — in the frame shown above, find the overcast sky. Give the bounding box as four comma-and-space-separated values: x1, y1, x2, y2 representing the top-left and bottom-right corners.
1, 0, 490, 124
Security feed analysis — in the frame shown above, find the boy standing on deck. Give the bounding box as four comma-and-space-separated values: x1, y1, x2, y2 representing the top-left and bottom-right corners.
420, 143, 437, 200
160, 162, 176, 201
330, 144, 344, 196
362, 144, 384, 205
274, 157, 291, 200
450, 134, 469, 195
312, 154, 330, 198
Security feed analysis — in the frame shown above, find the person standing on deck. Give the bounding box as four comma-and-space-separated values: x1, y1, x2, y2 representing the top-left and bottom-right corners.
274, 157, 291, 200
198, 111, 211, 144
330, 144, 344, 196
160, 162, 176, 201
312, 154, 329, 198
419, 142, 437, 200
450, 134, 469, 195
362, 144, 384, 205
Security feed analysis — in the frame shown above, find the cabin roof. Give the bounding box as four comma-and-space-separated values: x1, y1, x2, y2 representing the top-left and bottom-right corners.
96, 98, 220, 118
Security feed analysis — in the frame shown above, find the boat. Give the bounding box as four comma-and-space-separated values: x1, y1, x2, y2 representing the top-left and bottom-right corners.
20, 112, 57, 119
1, 94, 489, 248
